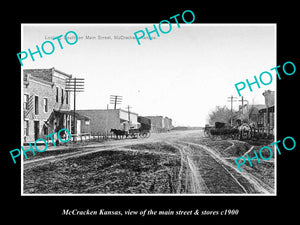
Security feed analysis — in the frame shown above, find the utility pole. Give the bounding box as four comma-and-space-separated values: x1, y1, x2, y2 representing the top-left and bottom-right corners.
66, 77, 85, 134
126, 105, 132, 123
239, 96, 249, 114
109, 95, 122, 109
240, 96, 244, 113
227, 95, 237, 126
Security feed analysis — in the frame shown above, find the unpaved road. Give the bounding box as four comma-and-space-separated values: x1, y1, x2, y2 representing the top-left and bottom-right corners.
23, 130, 274, 194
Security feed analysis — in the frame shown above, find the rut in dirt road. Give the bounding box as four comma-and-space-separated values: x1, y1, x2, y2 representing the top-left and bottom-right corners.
179, 141, 273, 194
166, 141, 210, 194
23, 130, 274, 194
23, 139, 164, 170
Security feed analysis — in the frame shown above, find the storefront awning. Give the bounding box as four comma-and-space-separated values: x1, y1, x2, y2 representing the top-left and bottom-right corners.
53, 109, 90, 121
259, 106, 274, 113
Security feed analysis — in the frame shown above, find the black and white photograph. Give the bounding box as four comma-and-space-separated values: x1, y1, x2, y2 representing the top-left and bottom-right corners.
5, 5, 298, 223
21, 24, 276, 195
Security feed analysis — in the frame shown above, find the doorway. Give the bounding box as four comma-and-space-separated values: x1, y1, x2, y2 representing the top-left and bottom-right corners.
34, 121, 39, 140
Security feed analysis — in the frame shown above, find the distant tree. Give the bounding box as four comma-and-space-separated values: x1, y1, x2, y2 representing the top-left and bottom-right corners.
208, 106, 234, 125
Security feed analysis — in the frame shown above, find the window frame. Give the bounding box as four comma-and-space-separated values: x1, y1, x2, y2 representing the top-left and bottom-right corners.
24, 94, 29, 110
43, 98, 48, 113
34, 95, 39, 115
56, 87, 59, 103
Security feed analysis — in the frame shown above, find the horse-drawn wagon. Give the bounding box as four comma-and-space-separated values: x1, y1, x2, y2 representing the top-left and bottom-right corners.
204, 122, 239, 140
204, 121, 273, 141
127, 116, 151, 138
110, 116, 151, 139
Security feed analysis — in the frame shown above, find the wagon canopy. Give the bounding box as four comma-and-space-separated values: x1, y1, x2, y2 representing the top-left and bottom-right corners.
215, 122, 226, 129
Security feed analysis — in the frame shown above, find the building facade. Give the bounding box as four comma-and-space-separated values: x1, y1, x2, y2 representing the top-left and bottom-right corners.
23, 68, 73, 143
145, 116, 164, 132
145, 116, 173, 132
76, 109, 139, 135
233, 90, 275, 136
263, 90, 275, 108
236, 104, 266, 124
164, 117, 173, 131
258, 90, 275, 135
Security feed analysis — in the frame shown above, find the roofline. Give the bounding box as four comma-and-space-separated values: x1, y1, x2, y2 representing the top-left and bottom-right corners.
144, 116, 164, 118
119, 109, 138, 116
23, 67, 72, 79
52, 67, 72, 78
54, 109, 90, 120
76, 109, 138, 116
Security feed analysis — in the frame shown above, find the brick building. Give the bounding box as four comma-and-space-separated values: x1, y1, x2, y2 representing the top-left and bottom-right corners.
23, 68, 89, 143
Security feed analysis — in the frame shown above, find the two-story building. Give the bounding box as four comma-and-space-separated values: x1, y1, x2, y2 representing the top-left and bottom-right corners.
23, 68, 89, 143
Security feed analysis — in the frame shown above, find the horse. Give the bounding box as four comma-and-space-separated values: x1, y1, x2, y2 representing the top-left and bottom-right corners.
110, 129, 127, 139
248, 122, 259, 139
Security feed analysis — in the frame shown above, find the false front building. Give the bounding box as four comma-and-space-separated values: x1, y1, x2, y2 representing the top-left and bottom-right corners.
76, 109, 139, 135
145, 116, 173, 132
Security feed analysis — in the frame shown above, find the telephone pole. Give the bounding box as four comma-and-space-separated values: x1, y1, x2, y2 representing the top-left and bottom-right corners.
109, 95, 122, 109
126, 105, 132, 123
66, 77, 85, 134
239, 96, 249, 114
227, 95, 237, 126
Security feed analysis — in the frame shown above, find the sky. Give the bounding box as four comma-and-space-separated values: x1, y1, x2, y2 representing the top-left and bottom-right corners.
21, 24, 276, 127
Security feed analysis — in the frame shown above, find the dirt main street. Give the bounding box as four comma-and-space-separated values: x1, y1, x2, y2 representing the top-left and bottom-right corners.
23, 130, 275, 194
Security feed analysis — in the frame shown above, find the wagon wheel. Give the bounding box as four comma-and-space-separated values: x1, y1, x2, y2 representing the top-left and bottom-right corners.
146, 132, 151, 138
241, 130, 248, 140
243, 131, 252, 140
139, 132, 148, 138
208, 133, 216, 141
204, 130, 209, 137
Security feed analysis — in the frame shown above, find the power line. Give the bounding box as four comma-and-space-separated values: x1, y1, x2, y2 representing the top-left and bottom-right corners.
238, 96, 249, 114
109, 95, 122, 109
66, 77, 85, 134
126, 105, 132, 122
227, 95, 237, 125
